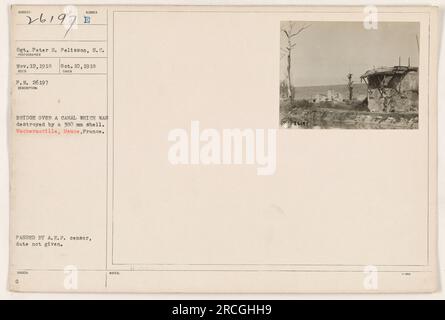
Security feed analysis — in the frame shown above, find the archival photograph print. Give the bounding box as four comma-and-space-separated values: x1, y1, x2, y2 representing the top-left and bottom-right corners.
280, 21, 420, 129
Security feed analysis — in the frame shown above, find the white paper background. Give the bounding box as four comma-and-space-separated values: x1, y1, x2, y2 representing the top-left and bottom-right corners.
0, 0, 443, 299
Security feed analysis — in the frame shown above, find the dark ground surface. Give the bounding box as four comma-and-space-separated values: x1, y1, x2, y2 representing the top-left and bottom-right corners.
280, 99, 418, 129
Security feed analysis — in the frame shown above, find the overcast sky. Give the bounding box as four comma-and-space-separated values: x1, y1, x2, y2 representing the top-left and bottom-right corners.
280, 21, 420, 87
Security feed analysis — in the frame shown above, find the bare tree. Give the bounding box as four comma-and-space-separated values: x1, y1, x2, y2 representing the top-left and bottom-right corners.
281, 22, 311, 104
347, 73, 354, 101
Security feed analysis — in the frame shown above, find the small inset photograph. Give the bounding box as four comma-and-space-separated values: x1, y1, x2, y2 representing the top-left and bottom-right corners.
280, 21, 419, 129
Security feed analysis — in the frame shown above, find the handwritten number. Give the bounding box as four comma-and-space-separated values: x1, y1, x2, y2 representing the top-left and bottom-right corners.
25, 13, 77, 38
26, 16, 39, 24
38, 13, 46, 23
57, 13, 66, 24
64, 15, 77, 38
